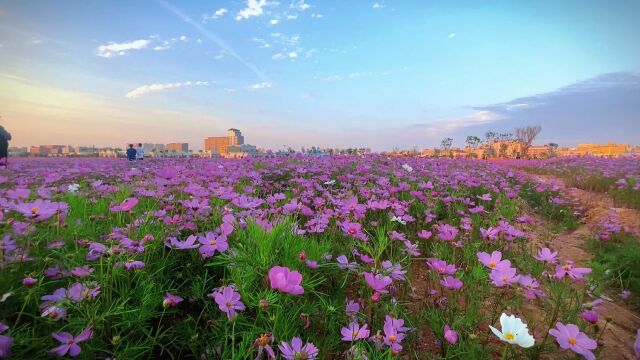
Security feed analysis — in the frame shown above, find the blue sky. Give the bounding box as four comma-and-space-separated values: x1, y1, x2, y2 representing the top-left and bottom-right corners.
0, 0, 639, 150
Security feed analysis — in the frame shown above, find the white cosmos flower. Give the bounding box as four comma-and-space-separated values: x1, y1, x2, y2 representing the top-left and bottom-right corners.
489, 313, 535, 348
324, 180, 336, 185
402, 163, 413, 173
68, 184, 80, 193
390, 216, 406, 225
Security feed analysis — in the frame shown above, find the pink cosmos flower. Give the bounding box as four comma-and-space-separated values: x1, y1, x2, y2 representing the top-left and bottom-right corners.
477, 251, 511, 270
440, 276, 463, 290
534, 247, 558, 264
14, 199, 63, 222
109, 197, 138, 212
444, 324, 458, 345
383, 316, 409, 354
339, 221, 368, 241
517, 275, 545, 299
278, 337, 318, 360
198, 232, 228, 258
490, 267, 519, 287
22, 277, 38, 287
548, 322, 597, 360
48, 327, 93, 357
554, 261, 592, 282
363, 272, 392, 294
426, 258, 457, 275
210, 285, 246, 319
269, 266, 304, 295
436, 223, 459, 241
341, 322, 370, 342
417, 230, 432, 240
163, 292, 184, 308
580, 310, 598, 324
0, 323, 13, 358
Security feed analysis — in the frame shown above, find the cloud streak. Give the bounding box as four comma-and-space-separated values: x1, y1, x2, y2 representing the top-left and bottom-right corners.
96, 39, 150, 58
158, 0, 270, 83
126, 81, 209, 98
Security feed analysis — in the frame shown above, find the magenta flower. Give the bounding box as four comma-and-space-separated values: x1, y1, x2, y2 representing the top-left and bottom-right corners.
580, 310, 598, 324
14, 199, 62, 222
518, 275, 545, 299
417, 230, 432, 240
383, 316, 409, 354
278, 337, 319, 360
490, 267, 519, 287
363, 272, 392, 294
252, 333, 276, 359
477, 251, 511, 270
426, 258, 457, 275
440, 276, 463, 290
70, 266, 94, 278
22, 277, 38, 287
554, 261, 592, 282
339, 220, 368, 241
534, 247, 558, 264
163, 292, 184, 308
0, 323, 12, 359
121, 260, 145, 271
198, 232, 228, 258
269, 266, 304, 295
48, 327, 93, 357
109, 197, 138, 212
167, 235, 200, 250
443, 324, 458, 345
341, 322, 370, 342
210, 285, 246, 319
345, 299, 360, 317
548, 322, 597, 360
436, 223, 459, 241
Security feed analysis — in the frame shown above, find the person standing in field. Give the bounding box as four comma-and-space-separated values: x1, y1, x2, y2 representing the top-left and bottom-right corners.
136, 143, 145, 161
126, 144, 137, 162
0, 124, 11, 168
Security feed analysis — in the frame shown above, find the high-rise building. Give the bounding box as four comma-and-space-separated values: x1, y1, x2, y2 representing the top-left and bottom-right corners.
166, 143, 189, 152
204, 136, 231, 154
227, 128, 244, 146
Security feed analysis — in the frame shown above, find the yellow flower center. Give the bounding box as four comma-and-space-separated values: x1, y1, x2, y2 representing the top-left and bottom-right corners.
209, 240, 217, 246
352, 331, 359, 338
569, 337, 576, 345
31, 207, 39, 214
501, 276, 508, 282
504, 332, 515, 341
489, 261, 496, 268
439, 267, 446, 273
389, 335, 397, 343
66, 339, 74, 345
257, 335, 268, 347
563, 264, 572, 271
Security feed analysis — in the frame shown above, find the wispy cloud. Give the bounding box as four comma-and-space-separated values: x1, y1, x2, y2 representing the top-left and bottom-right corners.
153, 35, 189, 51
291, 0, 311, 11
158, 0, 270, 83
412, 111, 501, 137
96, 39, 150, 58
448, 33, 456, 38
249, 82, 272, 90
319, 75, 342, 81
236, 0, 268, 21
203, 8, 227, 21
126, 81, 209, 99
373, 2, 386, 9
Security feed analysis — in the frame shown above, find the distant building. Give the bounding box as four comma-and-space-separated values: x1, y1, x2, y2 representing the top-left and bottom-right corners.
143, 143, 165, 152
572, 143, 628, 157
166, 143, 189, 152
204, 136, 231, 154
227, 128, 244, 146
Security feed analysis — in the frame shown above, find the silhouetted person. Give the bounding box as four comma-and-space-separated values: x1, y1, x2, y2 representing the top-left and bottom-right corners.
126, 144, 136, 161
0, 125, 11, 167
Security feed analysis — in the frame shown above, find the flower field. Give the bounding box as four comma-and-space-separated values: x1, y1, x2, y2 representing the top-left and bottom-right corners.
1, 156, 639, 359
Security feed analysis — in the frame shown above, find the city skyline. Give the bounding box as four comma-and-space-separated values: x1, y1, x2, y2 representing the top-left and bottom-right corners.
1, 1, 639, 151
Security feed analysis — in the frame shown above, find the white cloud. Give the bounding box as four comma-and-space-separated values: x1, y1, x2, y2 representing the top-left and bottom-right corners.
414, 111, 500, 137
311, 13, 323, 18
27, 38, 43, 45
203, 8, 228, 21
448, 33, 456, 38
320, 75, 342, 81
196, 38, 202, 43
223, 88, 237, 93
179, 35, 188, 42
291, 0, 310, 11
286, 14, 298, 20
272, 53, 284, 60
126, 81, 209, 99
236, 0, 268, 20
288, 51, 298, 58
97, 39, 150, 58
249, 82, 272, 90
373, 2, 385, 9
270, 19, 279, 25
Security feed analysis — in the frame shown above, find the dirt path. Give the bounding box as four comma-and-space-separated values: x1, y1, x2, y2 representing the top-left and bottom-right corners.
532, 174, 640, 360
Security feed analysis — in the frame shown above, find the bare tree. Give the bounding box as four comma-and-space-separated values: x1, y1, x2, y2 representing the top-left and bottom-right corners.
515, 125, 541, 158
440, 137, 453, 150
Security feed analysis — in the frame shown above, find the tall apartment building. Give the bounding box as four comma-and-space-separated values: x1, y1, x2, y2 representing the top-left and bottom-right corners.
227, 128, 244, 146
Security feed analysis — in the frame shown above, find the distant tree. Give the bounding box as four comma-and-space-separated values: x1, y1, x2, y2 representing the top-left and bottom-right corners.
484, 131, 496, 145
547, 142, 559, 157
466, 135, 481, 149
515, 125, 542, 158
498, 142, 508, 158
440, 137, 453, 151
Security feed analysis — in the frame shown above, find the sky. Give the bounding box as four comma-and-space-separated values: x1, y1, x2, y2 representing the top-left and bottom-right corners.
0, 0, 639, 151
